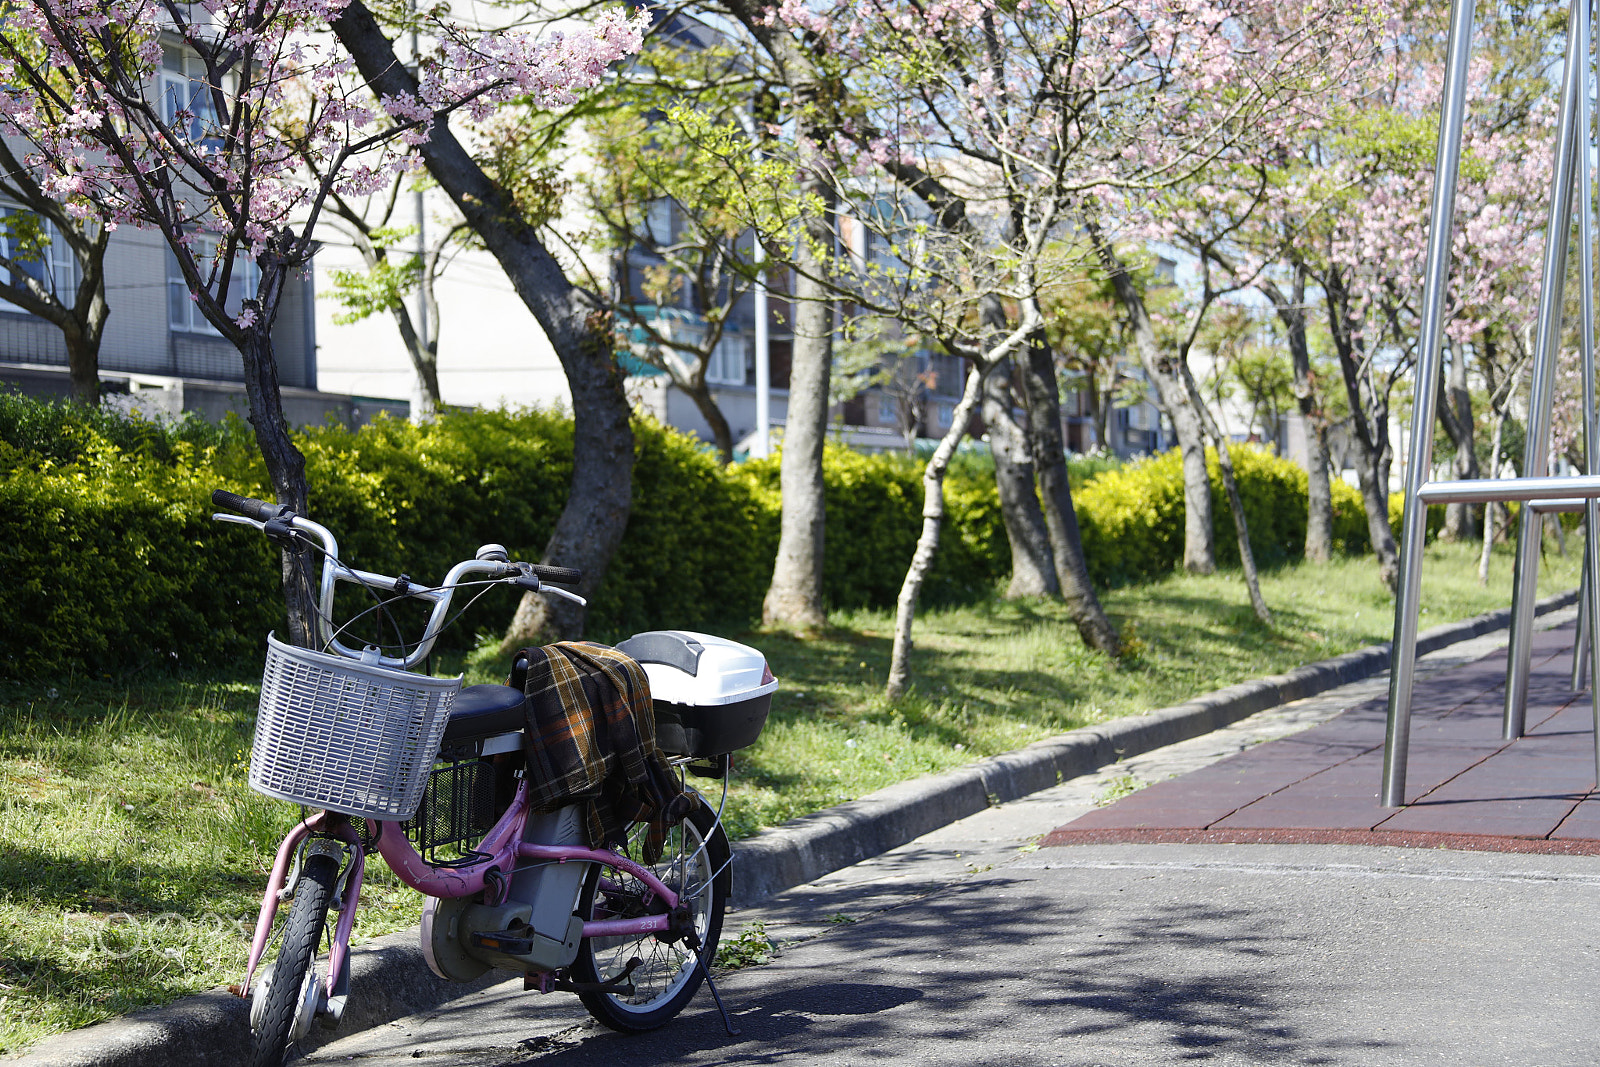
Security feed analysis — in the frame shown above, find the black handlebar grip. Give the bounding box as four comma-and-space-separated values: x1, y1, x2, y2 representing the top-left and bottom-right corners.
211, 489, 292, 522
530, 564, 583, 587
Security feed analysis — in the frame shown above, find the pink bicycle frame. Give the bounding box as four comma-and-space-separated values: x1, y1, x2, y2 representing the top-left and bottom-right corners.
242, 780, 684, 1001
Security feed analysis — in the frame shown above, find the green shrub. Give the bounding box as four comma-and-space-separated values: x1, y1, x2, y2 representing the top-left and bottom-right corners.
4, 401, 1006, 678
237, 411, 777, 647
1067, 451, 1124, 489
1332, 479, 1368, 552
1075, 446, 1387, 587
0, 390, 250, 464
0, 393, 1411, 681
1074, 448, 1187, 587
0, 433, 280, 678
726, 444, 1006, 612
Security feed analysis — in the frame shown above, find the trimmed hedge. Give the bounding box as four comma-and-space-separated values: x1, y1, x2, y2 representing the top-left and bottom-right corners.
726, 445, 1006, 611
0, 401, 1008, 678
0, 434, 280, 677
1073, 447, 1395, 588
1, 394, 1401, 679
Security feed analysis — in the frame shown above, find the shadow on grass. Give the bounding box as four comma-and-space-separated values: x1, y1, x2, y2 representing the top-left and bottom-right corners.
0, 844, 251, 915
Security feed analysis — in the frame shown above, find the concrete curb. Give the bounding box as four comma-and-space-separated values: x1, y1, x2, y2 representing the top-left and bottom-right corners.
9, 588, 1575, 1066
7, 928, 502, 1067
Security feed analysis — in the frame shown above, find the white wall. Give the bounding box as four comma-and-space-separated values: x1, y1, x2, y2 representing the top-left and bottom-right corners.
312, 123, 609, 412
312, 237, 573, 411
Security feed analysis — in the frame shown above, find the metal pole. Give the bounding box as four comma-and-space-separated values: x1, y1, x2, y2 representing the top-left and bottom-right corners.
1578, 0, 1600, 783
1417, 473, 1600, 503
1381, 0, 1480, 807
1572, 555, 1589, 689
1505, 0, 1589, 740
754, 271, 770, 458
733, 103, 772, 460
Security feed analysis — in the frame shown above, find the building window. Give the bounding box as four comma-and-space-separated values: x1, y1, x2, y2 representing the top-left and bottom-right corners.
168, 238, 260, 334
936, 401, 954, 428
706, 333, 745, 386
645, 199, 672, 247
878, 394, 897, 423
0, 208, 75, 311
162, 47, 220, 145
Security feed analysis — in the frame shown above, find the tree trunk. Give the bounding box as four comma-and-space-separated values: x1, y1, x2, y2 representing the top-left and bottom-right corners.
501, 310, 633, 645
1265, 265, 1332, 562
1480, 407, 1509, 586
1090, 223, 1215, 573
1089, 376, 1112, 453
64, 327, 100, 405
1217, 438, 1273, 625
1436, 340, 1480, 542
887, 367, 986, 699
389, 295, 441, 421
983, 362, 1058, 598
333, 3, 634, 645
1323, 268, 1399, 592
1354, 438, 1399, 590
1175, 357, 1272, 625
237, 323, 318, 649
682, 376, 735, 463
1018, 336, 1120, 654
761, 141, 834, 629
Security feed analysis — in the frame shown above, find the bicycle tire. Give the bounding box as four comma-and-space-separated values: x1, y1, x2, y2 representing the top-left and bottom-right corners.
249, 851, 340, 1067
572, 799, 730, 1031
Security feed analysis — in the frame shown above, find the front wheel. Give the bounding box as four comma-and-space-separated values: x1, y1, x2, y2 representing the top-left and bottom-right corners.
249, 850, 340, 1067
572, 799, 730, 1031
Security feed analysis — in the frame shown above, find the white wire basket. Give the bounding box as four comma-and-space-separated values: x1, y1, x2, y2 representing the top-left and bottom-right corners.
250, 633, 462, 820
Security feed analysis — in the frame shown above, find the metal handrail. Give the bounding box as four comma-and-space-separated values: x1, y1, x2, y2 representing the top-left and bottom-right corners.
1383, 0, 1599, 806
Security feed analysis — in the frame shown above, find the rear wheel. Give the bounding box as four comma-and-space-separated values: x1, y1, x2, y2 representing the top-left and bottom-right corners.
572, 799, 730, 1031
249, 850, 339, 1067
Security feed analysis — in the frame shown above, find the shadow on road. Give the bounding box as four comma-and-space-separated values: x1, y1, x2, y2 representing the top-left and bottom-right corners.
494, 877, 1392, 1066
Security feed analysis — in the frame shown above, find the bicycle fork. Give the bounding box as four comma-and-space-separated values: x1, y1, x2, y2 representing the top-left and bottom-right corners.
240, 812, 366, 1031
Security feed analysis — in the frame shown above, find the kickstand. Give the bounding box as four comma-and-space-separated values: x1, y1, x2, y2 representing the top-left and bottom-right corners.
687, 933, 740, 1036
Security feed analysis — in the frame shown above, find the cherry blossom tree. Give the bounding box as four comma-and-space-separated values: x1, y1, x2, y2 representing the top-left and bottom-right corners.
330, 2, 683, 645
1289, 33, 1553, 589
0, 0, 645, 643
678, 0, 1392, 681
0, 136, 110, 404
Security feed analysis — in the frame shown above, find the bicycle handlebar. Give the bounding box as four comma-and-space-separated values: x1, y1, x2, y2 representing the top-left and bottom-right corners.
526, 564, 583, 588
212, 489, 293, 523
210, 487, 587, 670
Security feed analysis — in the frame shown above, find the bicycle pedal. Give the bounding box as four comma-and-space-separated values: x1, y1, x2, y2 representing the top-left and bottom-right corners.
469, 929, 538, 956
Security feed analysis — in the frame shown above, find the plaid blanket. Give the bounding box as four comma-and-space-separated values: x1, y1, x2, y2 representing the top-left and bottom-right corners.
518, 641, 692, 860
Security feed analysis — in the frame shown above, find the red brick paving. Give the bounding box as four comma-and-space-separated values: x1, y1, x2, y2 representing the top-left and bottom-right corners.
1042, 622, 1600, 853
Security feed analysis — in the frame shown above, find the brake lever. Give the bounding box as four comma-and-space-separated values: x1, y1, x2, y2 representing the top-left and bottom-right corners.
213, 513, 266, 530
510, 571, 588, 607
544, 586, 588, 608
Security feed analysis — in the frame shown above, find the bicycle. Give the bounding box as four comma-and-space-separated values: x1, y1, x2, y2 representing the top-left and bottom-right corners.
209, 490, 776, 1067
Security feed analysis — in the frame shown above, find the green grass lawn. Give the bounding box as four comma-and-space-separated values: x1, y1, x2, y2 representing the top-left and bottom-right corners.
0, 541, 1579, 1052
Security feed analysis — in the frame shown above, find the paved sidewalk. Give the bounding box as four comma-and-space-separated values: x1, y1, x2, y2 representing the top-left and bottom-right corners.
1047, 620, 1600, 853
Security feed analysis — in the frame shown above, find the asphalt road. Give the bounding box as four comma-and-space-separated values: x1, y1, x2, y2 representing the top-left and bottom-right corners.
300, 624, 1600, 1067
301, 843, 1600, 1067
